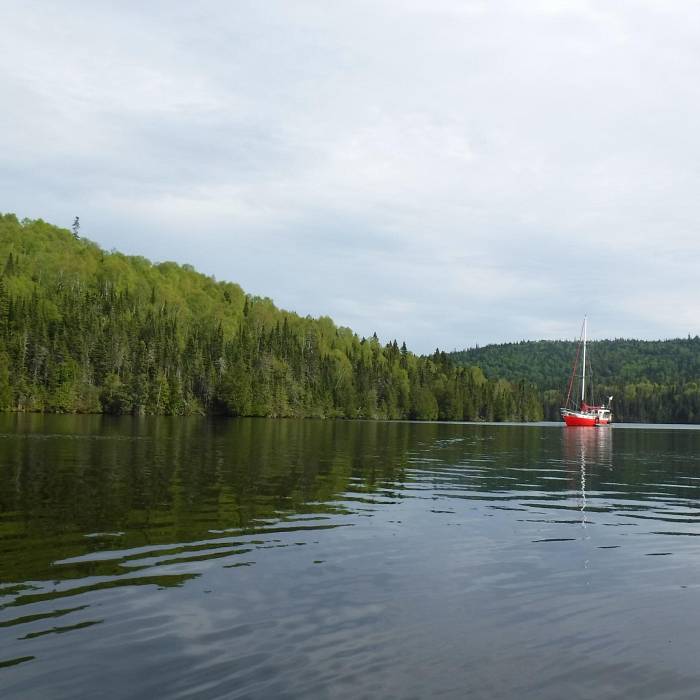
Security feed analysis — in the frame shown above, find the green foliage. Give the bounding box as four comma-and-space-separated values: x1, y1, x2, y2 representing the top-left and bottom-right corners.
0, 351, 11, 409
452, 338, 700, 423
0, 213, 542, 421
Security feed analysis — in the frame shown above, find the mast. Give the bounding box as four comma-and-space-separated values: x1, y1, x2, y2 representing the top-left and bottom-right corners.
581, 316, 587, 405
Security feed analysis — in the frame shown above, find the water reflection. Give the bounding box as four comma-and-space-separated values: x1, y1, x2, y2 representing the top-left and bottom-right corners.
0, 416, 414, 585
2, 418, 700, 699
562, 427, 613, 527
562, 425, 612, 472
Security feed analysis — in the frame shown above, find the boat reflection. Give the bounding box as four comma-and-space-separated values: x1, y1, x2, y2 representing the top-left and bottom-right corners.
562, 425, 613, 471
562, 427, 613, 527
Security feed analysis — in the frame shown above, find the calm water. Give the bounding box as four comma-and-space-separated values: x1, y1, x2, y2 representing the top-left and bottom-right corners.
1, 417, 700, 699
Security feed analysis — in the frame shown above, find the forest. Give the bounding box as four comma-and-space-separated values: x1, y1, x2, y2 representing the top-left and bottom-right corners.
0, 214, 543, 421
452, 339, 700, 423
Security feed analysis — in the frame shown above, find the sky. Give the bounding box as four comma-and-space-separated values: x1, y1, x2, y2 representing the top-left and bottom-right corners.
2, 0, 700, 353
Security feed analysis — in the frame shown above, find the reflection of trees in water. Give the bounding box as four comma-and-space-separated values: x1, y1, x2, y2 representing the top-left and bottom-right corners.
1, 418, 557, 583
0, 415, 418, 583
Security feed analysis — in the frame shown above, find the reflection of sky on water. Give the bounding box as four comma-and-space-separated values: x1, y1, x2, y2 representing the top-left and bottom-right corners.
2, 418, 700, 698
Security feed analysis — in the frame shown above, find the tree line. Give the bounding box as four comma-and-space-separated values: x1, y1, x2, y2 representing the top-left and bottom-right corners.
0, 214, 542, 421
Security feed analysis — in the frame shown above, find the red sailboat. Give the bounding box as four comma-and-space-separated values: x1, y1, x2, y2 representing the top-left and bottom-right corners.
560, 317, 612, 427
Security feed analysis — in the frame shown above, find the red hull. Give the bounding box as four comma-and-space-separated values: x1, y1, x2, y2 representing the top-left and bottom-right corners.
562, 412, 611, 427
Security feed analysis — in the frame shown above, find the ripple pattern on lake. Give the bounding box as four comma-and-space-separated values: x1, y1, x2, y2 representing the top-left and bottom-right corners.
2, 416, 700, 699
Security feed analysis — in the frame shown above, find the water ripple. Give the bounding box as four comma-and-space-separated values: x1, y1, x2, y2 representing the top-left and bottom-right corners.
2, 419, 700, 699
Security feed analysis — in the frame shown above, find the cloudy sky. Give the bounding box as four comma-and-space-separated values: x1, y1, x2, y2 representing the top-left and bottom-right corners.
2, 1, 700, 352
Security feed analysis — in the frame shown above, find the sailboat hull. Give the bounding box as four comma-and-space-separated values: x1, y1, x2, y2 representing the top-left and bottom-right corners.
561, 410, 611, 427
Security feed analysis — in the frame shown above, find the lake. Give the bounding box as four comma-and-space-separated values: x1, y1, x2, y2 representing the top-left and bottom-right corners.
1, 416, 700, 699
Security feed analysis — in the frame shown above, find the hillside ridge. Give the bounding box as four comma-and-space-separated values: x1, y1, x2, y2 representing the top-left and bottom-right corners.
0, 213, 542, 421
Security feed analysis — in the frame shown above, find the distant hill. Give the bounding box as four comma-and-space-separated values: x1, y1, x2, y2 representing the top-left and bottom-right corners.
0, 213, 542, 421
451, 338, 700, 387
451, 339, 700, 423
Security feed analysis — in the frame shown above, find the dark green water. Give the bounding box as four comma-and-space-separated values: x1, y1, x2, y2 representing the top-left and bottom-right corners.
1, 416, 700, 699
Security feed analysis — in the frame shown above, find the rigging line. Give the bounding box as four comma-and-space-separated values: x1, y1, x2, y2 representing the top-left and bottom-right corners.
565, 319, 586, 408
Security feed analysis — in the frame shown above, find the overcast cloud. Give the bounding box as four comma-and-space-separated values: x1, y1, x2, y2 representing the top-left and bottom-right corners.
2, 0, 700, 352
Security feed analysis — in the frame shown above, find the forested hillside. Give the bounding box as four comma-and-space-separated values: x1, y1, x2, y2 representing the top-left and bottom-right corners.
0, 214, 542, 421
451, 339, 700, 423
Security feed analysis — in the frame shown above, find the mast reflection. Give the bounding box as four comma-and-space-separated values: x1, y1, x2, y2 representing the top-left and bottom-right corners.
562, 427, 613, 527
